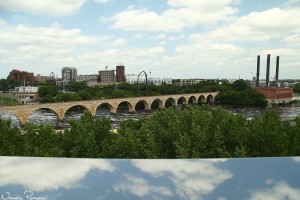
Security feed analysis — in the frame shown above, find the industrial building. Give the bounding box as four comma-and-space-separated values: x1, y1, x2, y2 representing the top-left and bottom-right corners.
98, 68, 115, 83
116, 64, 126, 83
76, 74, 98, 86
254, 54, 293, 103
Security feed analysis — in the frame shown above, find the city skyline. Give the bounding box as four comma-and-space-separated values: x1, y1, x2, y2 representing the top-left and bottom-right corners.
0, 0, 300, 80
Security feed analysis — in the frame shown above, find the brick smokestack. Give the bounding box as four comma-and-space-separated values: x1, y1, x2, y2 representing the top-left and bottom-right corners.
256, 55, 260, 87
275, 56, 280, 81
266, 54, 270, 87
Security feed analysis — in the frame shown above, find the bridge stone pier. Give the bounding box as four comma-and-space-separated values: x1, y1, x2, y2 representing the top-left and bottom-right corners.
0, 92, 218, 126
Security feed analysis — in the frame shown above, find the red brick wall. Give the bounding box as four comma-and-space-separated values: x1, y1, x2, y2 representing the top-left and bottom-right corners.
256, 88, 293, 99
8, 70, 36, 84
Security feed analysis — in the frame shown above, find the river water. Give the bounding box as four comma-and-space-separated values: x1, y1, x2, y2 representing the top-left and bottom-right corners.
1, 103, 300, 129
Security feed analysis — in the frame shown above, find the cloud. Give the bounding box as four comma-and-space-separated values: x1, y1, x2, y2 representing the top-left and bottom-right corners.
0, 20, 111, 75
0, 22, 102, 47
0, 0, 87, 17
111, 38, 127, 47
110, 0, 237, 32
166, 6, 300, 79
249, 181, 300, 200
167, 0, 236, 10
285, 0, 300, 6
132, 159, 232, 200
0, 14, 166, 78
94, 0, 110, 4
113, 174, 173, 198
292, 157, 300, 163
0, 157, 115, 192
209, 8, 300, 42
111, 9, 185, 32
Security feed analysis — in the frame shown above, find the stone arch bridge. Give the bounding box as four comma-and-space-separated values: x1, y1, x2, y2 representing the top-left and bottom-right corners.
0, 92, 218, 126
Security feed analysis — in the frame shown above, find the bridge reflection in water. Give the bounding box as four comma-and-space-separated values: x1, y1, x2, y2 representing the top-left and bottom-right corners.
0, 92, 218, 126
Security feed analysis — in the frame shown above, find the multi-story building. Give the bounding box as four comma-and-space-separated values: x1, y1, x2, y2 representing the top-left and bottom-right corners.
98, 69, 115, 83
12, 86, 39, 104
76, 74, 98, 87
35, 74, 50, 83
62, 67, 77, 82
8, 69, 36, 84
174, 79, 204, 86
116, 65, 126, 83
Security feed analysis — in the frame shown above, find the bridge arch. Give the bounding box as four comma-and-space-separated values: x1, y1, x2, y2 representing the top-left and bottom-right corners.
27, 108, 59, 126
206, 94, 214, 103
151, 99, 164, 109
134, 100, 150, 111
0, 111, 21, 127
188, 96, 197, 104
177, 96, 187, 105
95, 103, 114, 115
198, 95, 206, 103
165, 97, 176, 108
64, 105, 89, 121
117, 101, 134, 113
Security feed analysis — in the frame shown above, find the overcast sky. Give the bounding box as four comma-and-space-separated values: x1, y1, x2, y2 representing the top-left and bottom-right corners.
0, 0, 299, 80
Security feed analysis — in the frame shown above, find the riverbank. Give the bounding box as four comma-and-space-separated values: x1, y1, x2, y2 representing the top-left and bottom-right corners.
0, 96, 20, 106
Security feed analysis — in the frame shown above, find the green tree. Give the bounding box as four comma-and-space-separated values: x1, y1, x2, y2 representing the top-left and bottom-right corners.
77, 90, 93, 100
65, 81, 89, 92
0, 118, 25, 156
0, 78, 21, 91
61, 112, 111, 158
38, 85, 58, 103
233, 79, 248, 91
294, 83, 300, 93
38, 85, 58, 97
55, 92, 79, 102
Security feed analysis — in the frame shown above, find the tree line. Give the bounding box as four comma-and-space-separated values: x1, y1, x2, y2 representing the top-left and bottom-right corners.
1, 105, 299, 158
215, 79, 268, 106
37, 80, 220, 103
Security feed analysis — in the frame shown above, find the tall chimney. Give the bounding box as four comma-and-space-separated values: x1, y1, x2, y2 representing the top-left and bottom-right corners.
256, 55, 260, 87
266, 54, 270, 87
275, 56, 280, 81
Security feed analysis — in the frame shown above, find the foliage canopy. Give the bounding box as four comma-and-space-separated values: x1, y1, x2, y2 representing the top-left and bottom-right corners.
1, 106, 299, 158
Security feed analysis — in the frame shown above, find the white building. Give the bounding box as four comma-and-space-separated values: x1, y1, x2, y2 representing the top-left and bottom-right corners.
12, 86, 39, 104
174, 79, 204, 86
76, 74, 98, 86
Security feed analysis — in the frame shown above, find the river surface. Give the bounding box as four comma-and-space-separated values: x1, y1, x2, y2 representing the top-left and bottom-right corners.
1, 103, 300, 129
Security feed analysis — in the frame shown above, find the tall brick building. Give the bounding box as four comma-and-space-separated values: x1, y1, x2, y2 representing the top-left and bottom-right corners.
116, 65, 126, 83
8, 69, 36, 84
